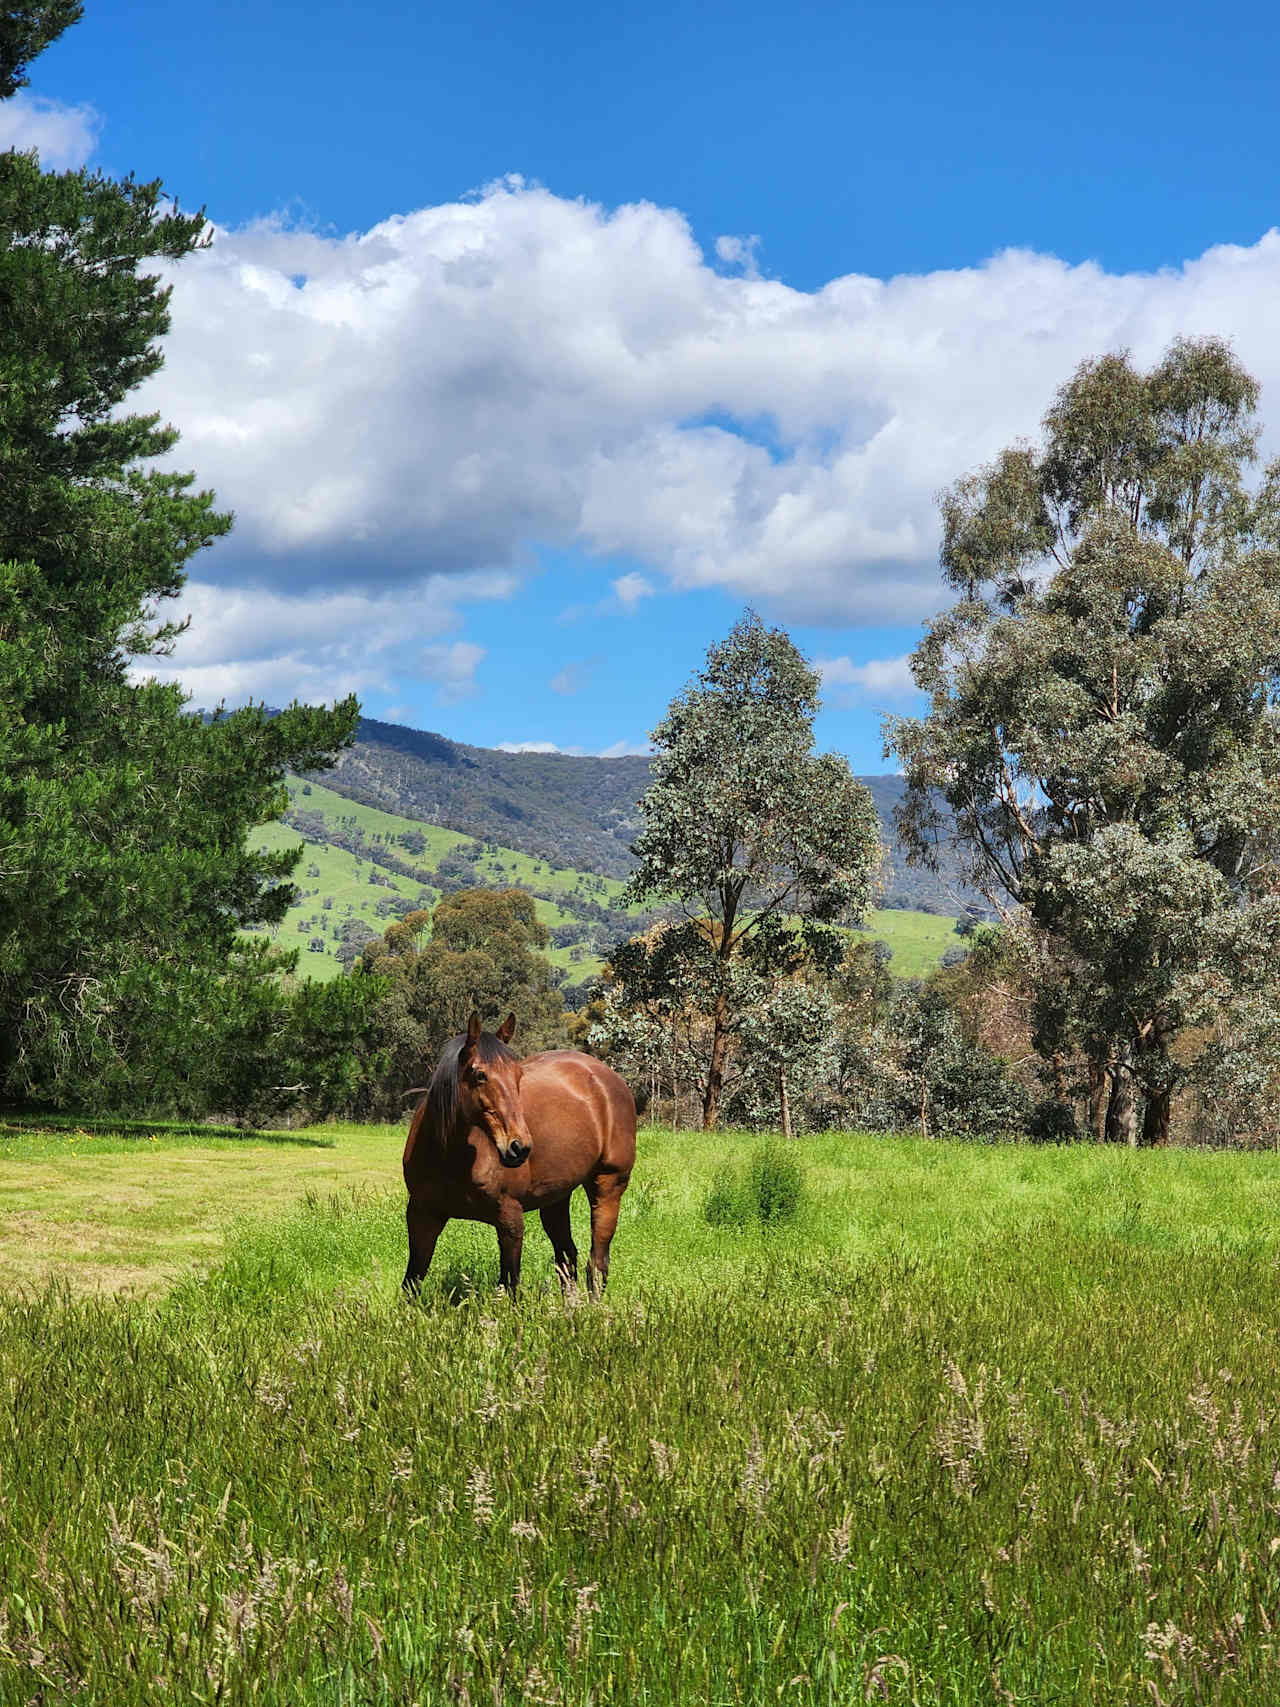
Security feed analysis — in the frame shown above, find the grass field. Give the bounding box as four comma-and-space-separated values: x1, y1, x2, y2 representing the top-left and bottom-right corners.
5, 1118, 1280, 1702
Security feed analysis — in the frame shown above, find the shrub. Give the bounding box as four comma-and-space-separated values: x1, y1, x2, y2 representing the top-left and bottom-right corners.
704, 1143, 805, 1231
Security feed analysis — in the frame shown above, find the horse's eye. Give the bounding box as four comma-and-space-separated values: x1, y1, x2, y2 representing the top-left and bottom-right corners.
473, 1071, 487, 1085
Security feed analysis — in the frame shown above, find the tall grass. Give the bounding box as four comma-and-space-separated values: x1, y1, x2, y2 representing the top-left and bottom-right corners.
4, 1137, 1280, 1701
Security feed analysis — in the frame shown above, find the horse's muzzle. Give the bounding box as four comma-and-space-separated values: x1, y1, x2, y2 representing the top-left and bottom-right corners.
498, 1139, 531, 1168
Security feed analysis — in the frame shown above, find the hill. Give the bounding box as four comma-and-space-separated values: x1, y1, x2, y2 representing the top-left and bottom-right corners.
251, 777, 965, 992
311, 716, 981, 914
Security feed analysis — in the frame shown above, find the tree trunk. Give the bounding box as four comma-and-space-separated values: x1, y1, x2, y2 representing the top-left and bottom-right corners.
1051, 1050, 1067, 1105
1140, 1085, 1172, 1147
1105, 1050, 1137, 1146
1087, 1058, 1109, 1142
701, 997, 730, 1130
779, 1063, 792, 1140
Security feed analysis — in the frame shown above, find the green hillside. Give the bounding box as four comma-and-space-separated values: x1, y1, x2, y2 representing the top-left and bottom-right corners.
248, 779, 964, 991
311, 715, 987, 914
857, 906, 966, 979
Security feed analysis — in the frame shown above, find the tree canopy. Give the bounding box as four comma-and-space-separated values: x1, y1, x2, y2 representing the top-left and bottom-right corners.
888, 337, 1280, 1143
358, 889, 565, 1113
0, 4, 363, 1114
622, 613, 882, 1128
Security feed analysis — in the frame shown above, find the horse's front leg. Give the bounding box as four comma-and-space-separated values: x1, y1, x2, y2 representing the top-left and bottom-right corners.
404, 1202, 447, 1298
539, 1198, 578, 1293
495, 1200, 525, 1297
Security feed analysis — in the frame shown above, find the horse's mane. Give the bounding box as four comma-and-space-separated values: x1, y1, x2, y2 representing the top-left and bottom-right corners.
423, 1029, 518, 1141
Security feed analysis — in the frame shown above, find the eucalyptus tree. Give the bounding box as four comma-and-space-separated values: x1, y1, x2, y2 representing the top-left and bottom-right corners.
0, 4, 361, 1109
358, 889, 564, 1112
888, 338, 1280, 1144
622, 613, 882, 1129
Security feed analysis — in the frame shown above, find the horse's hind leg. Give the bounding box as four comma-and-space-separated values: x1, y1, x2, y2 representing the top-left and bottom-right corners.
539, 1198, 578, 1293
585, 1170, 630, 1298
403, 1203, 446, 1298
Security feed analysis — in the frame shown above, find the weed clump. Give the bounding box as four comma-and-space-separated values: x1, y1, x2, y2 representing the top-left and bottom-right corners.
703, 1142, 805, 1230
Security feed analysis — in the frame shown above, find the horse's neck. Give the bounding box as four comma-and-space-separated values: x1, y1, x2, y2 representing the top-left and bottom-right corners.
434, 1112, 473, 1165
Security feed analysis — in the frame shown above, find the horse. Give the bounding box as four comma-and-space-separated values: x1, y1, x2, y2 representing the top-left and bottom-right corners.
402, 1012, 636, 1297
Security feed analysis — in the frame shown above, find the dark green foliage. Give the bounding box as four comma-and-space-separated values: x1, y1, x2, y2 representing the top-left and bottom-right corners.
0, 7, 358, 1113
357, 888, 565, 1113
0, 2, 81, 100
703, 1141, 805, 1229
883, 985, 1031, 1138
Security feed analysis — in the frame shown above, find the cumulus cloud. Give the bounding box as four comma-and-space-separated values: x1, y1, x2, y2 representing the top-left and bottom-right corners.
0, 92, 99, 167
496, 740, 563, 754
139, 182, 1280, 636
134, 571, 512, 708
817, 654, 919, 704
714, 234, 761, 278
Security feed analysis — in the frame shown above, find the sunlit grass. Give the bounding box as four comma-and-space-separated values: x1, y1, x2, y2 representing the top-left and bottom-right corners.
6, 1126, 1280, 1700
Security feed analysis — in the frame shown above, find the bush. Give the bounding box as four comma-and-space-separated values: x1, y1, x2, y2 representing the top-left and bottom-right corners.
704, 1143, 805, 1231
1027, 1098, 1079, 1143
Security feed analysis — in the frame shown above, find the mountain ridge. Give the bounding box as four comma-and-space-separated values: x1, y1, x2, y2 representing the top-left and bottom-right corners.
305, 716, 980, 915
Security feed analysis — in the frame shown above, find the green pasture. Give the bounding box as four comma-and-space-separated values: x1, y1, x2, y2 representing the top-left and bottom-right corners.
286, 776, 634, 910
4, 1122, 1280, 1701
859, 905, 963, 979
248, 781, 964, 984
247, 778, 640, 982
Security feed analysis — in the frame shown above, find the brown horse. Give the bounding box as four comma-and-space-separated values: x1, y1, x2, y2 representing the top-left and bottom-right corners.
402, 1012, 636, 1297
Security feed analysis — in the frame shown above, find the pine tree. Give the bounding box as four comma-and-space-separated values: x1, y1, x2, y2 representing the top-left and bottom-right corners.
0, 5, 363, 1111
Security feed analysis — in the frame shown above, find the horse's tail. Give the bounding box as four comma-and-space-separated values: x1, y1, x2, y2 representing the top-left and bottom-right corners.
629, 1080, 651, 1117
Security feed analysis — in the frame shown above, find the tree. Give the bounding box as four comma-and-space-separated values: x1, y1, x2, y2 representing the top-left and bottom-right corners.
888, 337, 1280, 1145
358, 889, 565, 1112
622, 613, 882, 1129
0, 6, 359, 1110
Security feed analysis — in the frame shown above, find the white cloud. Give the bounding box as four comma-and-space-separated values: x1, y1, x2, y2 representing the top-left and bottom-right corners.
496, 737, 648, 757
818, 654, 919, 703
134, 571, 511, 708
714, 234, 761, 279
611, 572, 654, 610
0, 92, 99, 168
138, 182, 1280, 633
420, 641, 486, 703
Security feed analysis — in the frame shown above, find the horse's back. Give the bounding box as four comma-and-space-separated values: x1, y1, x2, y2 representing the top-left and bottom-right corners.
520, 1050, 636, 1175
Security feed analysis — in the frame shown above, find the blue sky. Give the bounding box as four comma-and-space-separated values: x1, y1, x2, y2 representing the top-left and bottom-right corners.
9, 0, 1280, 770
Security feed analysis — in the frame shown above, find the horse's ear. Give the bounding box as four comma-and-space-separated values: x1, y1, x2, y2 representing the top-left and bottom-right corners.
497, 1012, 517, 1043
465, 1012, 482, 1047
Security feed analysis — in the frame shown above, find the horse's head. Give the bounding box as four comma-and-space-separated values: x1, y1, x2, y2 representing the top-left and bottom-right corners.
457, 1011, 533, 1169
